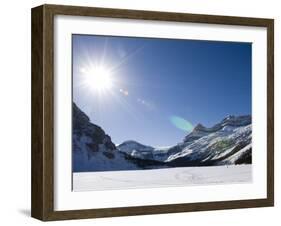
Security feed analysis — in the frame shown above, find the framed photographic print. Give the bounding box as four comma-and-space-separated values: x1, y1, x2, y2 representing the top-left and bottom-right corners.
31, 4, 274, 221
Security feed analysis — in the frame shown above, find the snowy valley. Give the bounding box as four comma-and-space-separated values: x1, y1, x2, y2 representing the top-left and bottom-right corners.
73, 102, 252, 172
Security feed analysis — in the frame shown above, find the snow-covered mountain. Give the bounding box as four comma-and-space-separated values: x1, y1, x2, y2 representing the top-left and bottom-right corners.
72, 103, 140, 172
183, 115, 251, 143
118, 115, 252, 167
117, 141, 154, 159
72, 102, 252, 172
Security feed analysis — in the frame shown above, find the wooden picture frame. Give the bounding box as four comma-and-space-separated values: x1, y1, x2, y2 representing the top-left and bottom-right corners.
31, 4, 274, 221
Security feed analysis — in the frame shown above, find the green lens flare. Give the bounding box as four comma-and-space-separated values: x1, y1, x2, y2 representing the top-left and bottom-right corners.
170, 116, 193, 132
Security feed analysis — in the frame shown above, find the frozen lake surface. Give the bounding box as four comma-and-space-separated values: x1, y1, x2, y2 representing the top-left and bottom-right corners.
73, 165, 252, 191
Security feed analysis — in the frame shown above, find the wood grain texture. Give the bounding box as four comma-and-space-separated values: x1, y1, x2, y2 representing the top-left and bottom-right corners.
266, 19, 274, 206
31, 4, 274, 221
31, 5, 44, 220
31, 5, 55, 220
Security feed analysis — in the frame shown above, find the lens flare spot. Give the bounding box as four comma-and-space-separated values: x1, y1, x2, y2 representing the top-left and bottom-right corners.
119, 88, 129, 96
170, 116, 193, 132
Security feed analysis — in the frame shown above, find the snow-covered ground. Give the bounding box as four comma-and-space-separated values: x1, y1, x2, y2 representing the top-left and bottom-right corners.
73, 165, 252, 191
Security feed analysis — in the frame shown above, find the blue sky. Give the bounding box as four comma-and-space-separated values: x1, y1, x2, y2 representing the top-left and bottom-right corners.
72, 34, 252, 147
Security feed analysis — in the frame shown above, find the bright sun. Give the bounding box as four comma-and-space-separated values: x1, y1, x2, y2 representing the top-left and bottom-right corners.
81, 66, 113, 92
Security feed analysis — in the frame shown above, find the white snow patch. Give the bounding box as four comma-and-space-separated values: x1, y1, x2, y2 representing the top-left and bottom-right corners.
73, 165, 252, 191
223, 143, 252, 164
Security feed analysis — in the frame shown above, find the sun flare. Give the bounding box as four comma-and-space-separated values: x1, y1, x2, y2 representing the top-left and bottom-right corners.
81, 66, 113, 92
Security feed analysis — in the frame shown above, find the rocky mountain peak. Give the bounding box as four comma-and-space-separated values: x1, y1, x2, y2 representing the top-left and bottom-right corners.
193, 123, 206, 132
72, 102, 116, 152
184, 115, 251, 143
221, 115, 251, 126
73, 102, 90, 129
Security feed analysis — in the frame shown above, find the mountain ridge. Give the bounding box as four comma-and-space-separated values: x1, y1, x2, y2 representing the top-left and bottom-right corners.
117, 115, 252, 167
72, 102, 140, 172
72, 102, 252, 172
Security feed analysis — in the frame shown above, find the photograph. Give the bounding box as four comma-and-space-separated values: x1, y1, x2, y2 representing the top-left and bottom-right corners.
30, 4, 274, 220
72, 34, 252, 191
